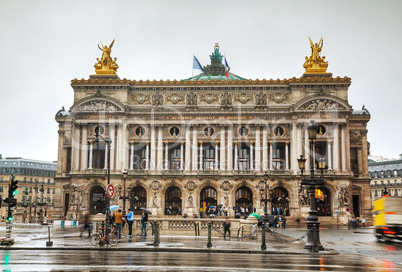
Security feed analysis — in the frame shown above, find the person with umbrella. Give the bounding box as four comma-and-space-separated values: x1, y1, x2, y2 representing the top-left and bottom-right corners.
115, 209, 123, 238
141, 209, 149, 236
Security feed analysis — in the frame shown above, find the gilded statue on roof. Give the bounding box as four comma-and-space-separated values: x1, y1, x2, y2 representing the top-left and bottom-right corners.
94, 40, 119, 75
303, 37, 328, 74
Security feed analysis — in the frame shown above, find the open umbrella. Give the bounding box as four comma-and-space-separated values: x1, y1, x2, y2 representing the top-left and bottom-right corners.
140, 207, 152, 215
109, 205, 119, 211
249, 213, 261, 219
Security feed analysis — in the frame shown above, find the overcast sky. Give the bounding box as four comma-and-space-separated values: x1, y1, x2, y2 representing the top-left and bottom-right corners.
0, 0, 401, 162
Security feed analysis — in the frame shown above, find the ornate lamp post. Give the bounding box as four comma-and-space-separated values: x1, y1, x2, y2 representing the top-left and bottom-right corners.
22, 187, 29, 222
38, 184, 45, 221
119, 169, 130, 217
297, 121, 326, 252
33, 179, 39, 222
94, 127, 111, 232
259, 172, 273, 225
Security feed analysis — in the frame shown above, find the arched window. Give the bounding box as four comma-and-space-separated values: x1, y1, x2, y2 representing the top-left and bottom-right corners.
130, 186, 147, 215
200, 186, 217, 213
165, 186, 182, 215
235, 187, 253, 214
89, 185, 105, 215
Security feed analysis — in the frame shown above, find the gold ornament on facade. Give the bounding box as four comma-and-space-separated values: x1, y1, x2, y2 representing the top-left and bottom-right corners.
166, 94, 184, 104
303, 37, 329, 74
131, 94, 150, 104
200, 93, 219, 104
94, 40, 119, 75
234, 93, 252, 104
269, 93, 289, 104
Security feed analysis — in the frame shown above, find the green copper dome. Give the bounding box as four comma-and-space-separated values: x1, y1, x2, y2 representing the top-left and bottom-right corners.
184, 43, 247, 82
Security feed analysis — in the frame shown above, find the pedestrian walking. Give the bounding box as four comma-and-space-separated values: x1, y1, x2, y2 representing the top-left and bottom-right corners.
273, 216, 278, 229
126, 208, 134, 237
141, 209, 148, 236
223, 219, 231, 238
115, 209, 123, 238
281, 216, 287, 229
362, 218, 366, 227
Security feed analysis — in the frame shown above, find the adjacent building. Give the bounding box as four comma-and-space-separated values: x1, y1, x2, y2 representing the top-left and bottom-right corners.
0, 156, 57, 221
54, 40, 371, 223
369, 159, 402, 201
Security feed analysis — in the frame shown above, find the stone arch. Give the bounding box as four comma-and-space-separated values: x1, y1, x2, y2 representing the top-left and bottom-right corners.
315, 186, 332, 216
234, 185, 254, 215
271, 186, 290, 215
130, 185, 147, 215
294, 95, 351, 113
199, 186, 218, 214
164, 186, 182, 215
88, 184, 106, 215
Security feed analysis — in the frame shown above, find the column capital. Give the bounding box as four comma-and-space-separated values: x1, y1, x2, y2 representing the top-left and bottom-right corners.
165, 141, 169, 146
250, 141, 254, 145
285, 142, 289, 146
146, 141, 150, 146
215, 141, 220, 145
180, 141, 184, 145
199, 141, 203, 146
234, 141, 238, 145
88, 140, 93, 145
129, 141, 134, 146
328, 140, 332, 145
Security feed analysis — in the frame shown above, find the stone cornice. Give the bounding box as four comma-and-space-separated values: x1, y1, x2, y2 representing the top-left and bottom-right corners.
71, 76, 351, 86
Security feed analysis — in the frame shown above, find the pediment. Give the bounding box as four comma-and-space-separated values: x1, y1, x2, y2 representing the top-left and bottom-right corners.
294, 96, 350, 112
71, 98, 124, 113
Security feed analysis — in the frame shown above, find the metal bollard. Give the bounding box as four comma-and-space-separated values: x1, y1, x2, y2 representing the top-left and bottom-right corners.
153, 222, 160, 246
207, 222, 212, 248
261, 223, 266, 250
46, 226, 53, 246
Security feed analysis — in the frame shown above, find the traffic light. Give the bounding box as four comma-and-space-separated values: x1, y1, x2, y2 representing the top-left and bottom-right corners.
10, 178, 18, 197
9, 199, 17, 208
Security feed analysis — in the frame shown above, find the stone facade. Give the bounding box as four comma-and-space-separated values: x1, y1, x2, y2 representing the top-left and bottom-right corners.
54, 43, 371, 224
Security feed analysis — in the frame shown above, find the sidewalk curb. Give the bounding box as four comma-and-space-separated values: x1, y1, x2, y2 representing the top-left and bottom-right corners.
0, 245, 339, 255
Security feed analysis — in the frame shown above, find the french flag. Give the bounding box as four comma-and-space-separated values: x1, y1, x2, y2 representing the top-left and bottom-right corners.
224, 57, 230, 78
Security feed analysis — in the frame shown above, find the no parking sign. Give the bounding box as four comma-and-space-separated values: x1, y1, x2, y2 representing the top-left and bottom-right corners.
106, 184, 114, 198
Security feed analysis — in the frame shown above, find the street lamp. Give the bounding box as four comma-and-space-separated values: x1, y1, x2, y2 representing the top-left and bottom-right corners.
94, 127, 111, 233
259, 172, 273, 225
34, 179, 38, 222
297, 121, 325, 252
22, 187, 29, 222
38, 184, 45, 221
119, 169, 130, 217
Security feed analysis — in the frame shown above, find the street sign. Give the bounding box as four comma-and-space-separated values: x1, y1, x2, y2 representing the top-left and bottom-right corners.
106, 184, 114, 198
71, 206, 76, 211
45, 204, 48, 210
346, 207, 350, 212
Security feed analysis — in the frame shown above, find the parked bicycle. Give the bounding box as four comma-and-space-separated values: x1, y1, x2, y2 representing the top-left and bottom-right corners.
90, 225, 118, 246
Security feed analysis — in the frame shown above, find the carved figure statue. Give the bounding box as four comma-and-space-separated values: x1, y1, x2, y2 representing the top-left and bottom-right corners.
187, 192, 193, 208
186, 92, 197, 106
152, 93, 163, 106
224, 192, 229, 208
221, 92, 232, 107
337, 184, 350, 207
153, 192, 159, 207
256, 92, 267, 106
303, 37, 328, 72
298, 186, 309, 206
94, 40, 118, 74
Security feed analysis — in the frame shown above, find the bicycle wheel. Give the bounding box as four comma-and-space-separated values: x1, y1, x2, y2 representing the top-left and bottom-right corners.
108, 232, 118, 246
89, 233, 101, 246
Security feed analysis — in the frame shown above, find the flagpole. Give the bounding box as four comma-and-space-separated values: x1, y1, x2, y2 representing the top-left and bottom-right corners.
192, 54, 194, 77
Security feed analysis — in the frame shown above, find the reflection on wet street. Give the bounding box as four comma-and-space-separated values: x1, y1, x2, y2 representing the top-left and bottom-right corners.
1, 250, 401, 272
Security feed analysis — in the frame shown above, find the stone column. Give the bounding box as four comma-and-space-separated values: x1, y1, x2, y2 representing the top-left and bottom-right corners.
327, 141, 332, 170
304, 129, 310, 171
104, 142, 109, 169
130, 142, 134, 170
150, 125, 156, 171
109, 124, 115, 171
72, 124, 80, 172
234, 141, 238, 171
269, 142, 273, 170
333, 123, 340, 172
57, 130, 64, 174
199, 142, 203, 170
361, 130, 369, 176
116, 124, 123, 172
157, 126, 163, 171
220, 125, 226, 171
255, 126, 261, 172
262, 126, 268, 171
228, 126, 233, 171
81, 125, 88, 171
285, 142, 289, 170
185, 127, 191, 172
192, 126, 198, 172
215, 141, 219, 170
250, 141, 254, 171
180, 142, 184, 171
88, 140, 93, 169
341, 124, 347, 172
164, 142, 169, 170
145, 142, 150, 170
290, 122, 297, 172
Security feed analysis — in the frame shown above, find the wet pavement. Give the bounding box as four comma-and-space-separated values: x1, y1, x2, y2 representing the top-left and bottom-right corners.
1, 223, 402, 271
